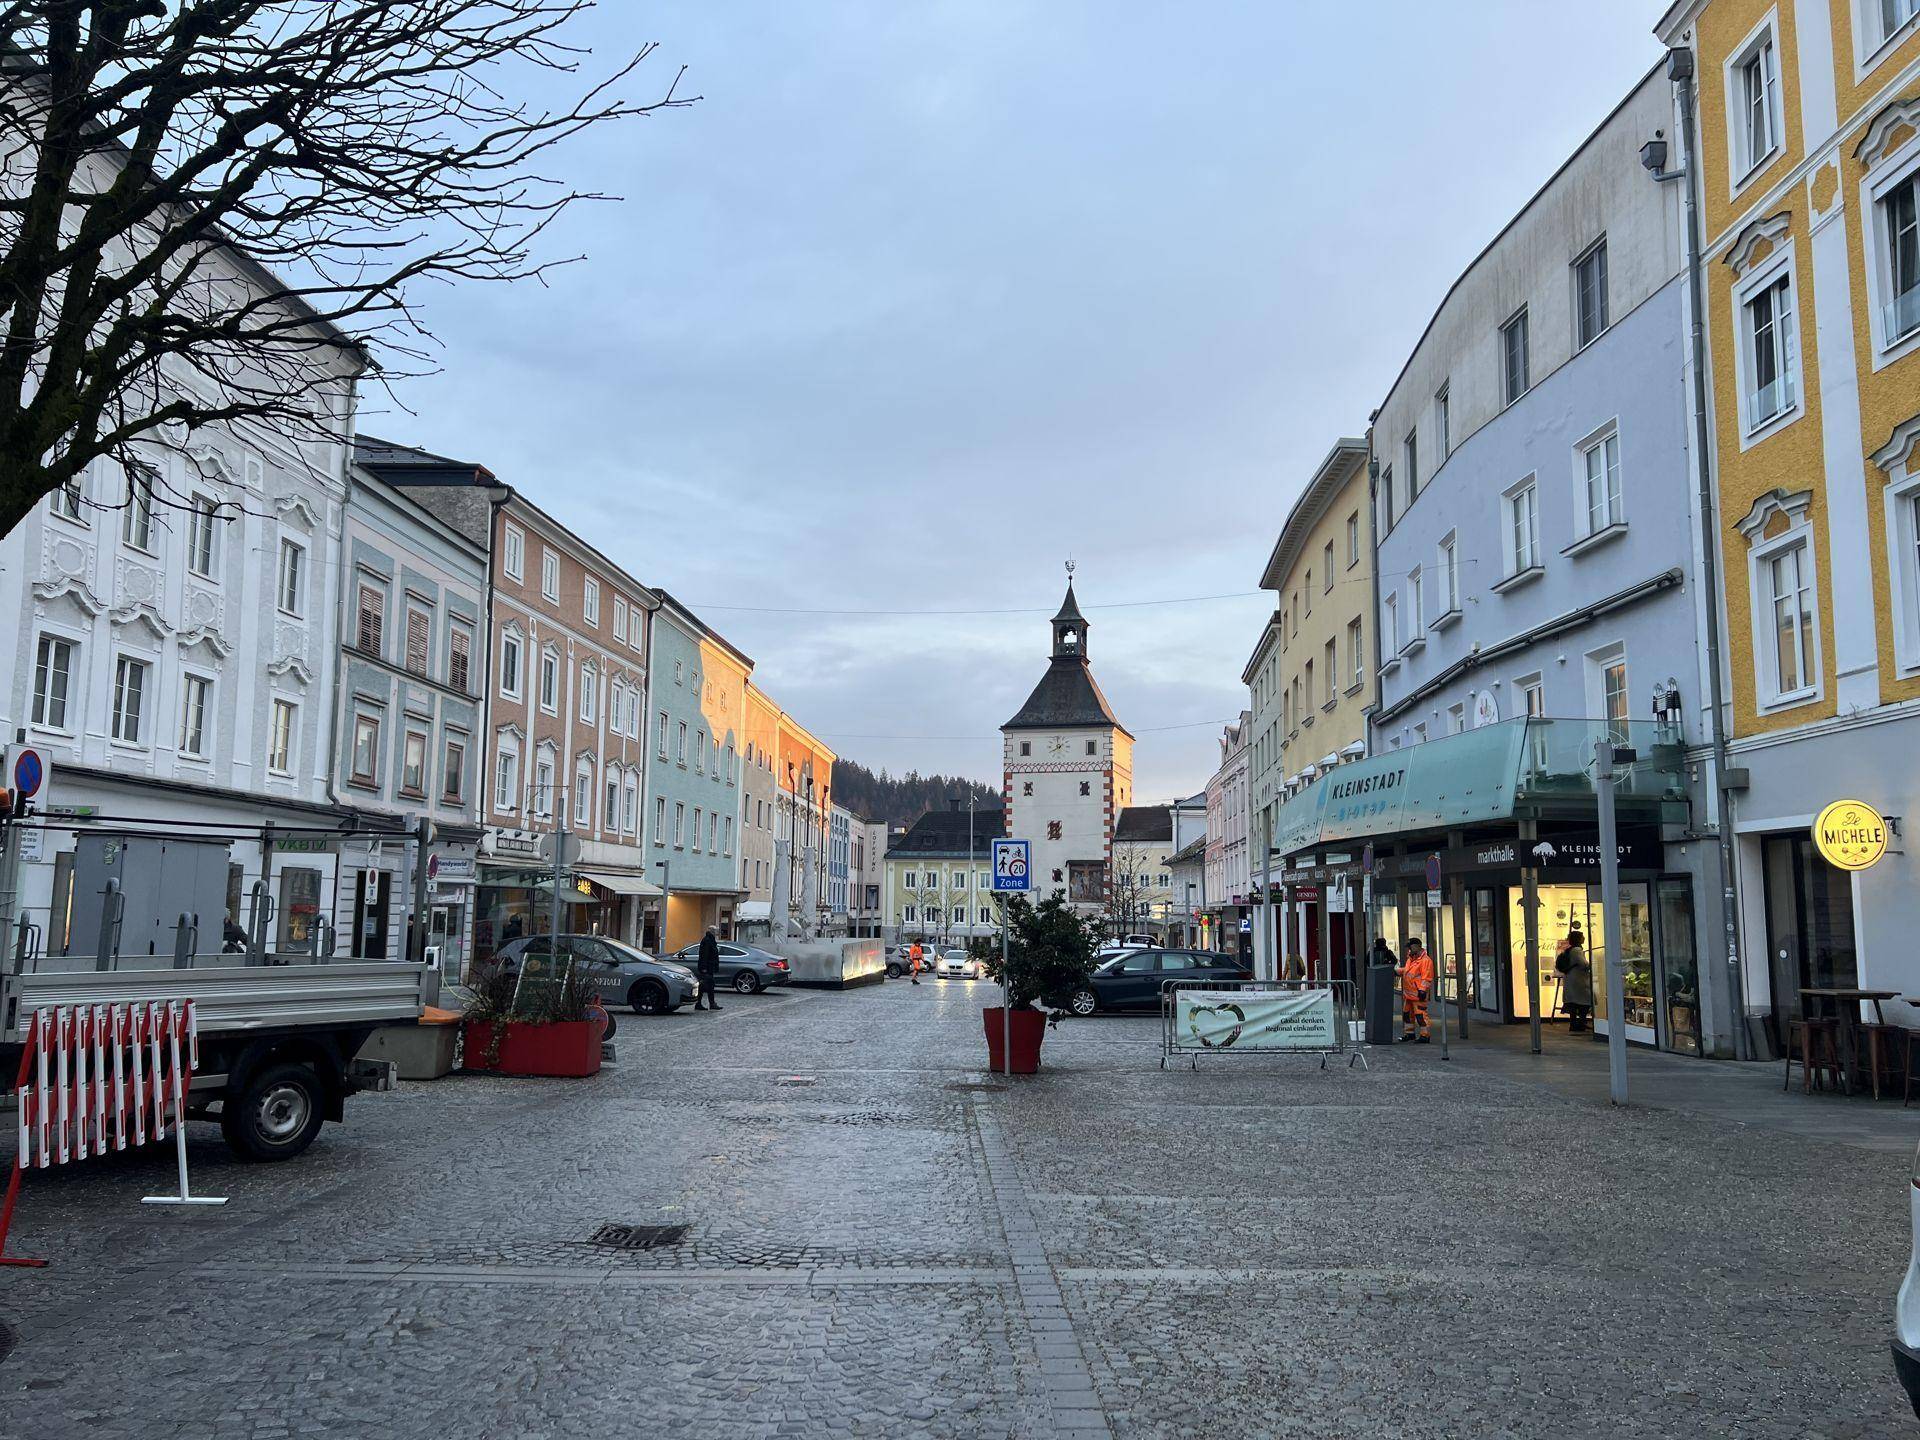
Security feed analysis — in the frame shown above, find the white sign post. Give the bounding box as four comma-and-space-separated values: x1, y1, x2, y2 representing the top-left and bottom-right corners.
990, 840, 1031, 1076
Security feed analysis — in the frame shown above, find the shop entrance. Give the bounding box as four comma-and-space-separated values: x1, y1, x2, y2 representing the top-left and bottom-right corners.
351, 868, 392, 959
1759, 832, 1858, 1058
1504, 880, 1690, 1048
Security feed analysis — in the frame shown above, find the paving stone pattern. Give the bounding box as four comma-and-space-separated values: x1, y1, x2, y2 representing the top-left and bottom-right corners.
0, 979, 1912, 1437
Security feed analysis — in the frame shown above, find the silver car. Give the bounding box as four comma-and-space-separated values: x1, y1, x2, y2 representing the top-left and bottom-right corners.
496, 934, 698, 1016
670, 940, 792, 994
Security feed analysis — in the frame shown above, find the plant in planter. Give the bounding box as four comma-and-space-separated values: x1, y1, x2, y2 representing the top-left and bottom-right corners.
978, 891, 1100, 1074
462, 954, 608, 1078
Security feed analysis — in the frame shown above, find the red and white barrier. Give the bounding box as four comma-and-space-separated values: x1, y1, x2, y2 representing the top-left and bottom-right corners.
2, 999, 225, 1265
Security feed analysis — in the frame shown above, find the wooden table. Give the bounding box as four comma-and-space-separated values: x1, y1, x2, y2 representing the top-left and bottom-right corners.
1800, 988, 1899, 1095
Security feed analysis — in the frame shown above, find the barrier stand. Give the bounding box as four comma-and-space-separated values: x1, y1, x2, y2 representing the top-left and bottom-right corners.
143, 1001, 225, 1208
1160, 978, 1370, 1071
0, 1011, 48, 1266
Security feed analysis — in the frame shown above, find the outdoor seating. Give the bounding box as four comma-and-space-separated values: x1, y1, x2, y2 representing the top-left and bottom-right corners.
1859, 1022, 1905, 1101
1784, 1016, 1842, 1094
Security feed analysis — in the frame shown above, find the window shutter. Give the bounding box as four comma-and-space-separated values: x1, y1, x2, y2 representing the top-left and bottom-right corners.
405, 608, 429, 675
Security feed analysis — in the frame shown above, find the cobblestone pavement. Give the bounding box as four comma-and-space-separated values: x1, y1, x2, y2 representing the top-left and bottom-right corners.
1, 978, 1913, 1437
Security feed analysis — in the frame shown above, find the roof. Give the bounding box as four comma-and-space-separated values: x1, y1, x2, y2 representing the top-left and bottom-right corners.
1053, 582, 1087, 626
1113, 805, 1172, 844
1168, 836, 1208, 867
355, 434, 496, 486
1257, 439, 1370, 592
884, 807, 1006, 861
1004, 661, 1128, 735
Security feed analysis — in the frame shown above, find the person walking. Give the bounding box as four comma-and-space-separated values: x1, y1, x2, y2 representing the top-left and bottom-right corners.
1558, 926, 1594, 1033
1397, 936, 1434, 1043
909, 940, 923, 985
695, 926, 722, 1011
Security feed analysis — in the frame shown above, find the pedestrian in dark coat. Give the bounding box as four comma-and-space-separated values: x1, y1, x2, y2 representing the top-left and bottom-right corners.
696, 927, 722, 1011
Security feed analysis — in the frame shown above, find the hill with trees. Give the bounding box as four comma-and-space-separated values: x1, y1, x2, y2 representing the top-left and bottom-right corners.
832, 759, 1000, 829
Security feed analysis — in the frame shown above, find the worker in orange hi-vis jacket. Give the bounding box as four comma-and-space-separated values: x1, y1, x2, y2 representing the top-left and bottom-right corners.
1397, 937, 1434, 1044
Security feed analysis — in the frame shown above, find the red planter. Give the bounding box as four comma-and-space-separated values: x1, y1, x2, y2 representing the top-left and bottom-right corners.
463, 1016, 607, 1077
982, 1006, 1047, 1075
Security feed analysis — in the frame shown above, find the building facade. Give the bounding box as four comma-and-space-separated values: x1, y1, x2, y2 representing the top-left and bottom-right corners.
851, 817, 887, 936
736, 684, 781, 939
828, 803, 853, 933
1656, 0, 1920, 1053
1002, 582, 1133, 916
1205, 711, 1252, 956
331, 449, 491, 980
883, 806, 1001, 943
772, 708, 835, 939
1249, 439, 1374, 977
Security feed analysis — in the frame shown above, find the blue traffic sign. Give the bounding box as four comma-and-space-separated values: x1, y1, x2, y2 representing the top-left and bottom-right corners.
990, 839, 1031, 893
13, 747, 44, 799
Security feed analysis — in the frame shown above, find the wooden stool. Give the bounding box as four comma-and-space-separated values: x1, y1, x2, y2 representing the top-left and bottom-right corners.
1904, 1029, 1920, 1109
1784, 1017, 1842, 1093
1860, 1022, 1905, 1101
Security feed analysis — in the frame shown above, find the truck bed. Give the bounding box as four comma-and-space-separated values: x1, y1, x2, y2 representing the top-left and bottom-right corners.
2, 959, 434, 1045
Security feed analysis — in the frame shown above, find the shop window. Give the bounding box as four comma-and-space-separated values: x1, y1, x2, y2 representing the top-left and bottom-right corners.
1761, 832, 1859, 1057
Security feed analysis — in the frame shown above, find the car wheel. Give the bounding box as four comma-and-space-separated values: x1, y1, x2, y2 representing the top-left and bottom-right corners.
1067, 988, 1098, 1018
628, 980, 668, 1015
886, 963, 903, 978
221, 1061, 325, 1162
733, 970, 761, 995
599, 1010, 617, 1039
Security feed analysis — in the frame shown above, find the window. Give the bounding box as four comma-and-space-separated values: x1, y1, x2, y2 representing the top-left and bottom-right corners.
1322, 542, 1334, 592
724, 743, 735, 781
583, 578, 600, 626
1580, 428, 1624, 534
1518, 675, 1546, 720
404, 606, 429, 675
495, 741, 520, 812
54, 466, 85, 522
1086, 740, 1096, 756
449, 627, 472, 693
657, 712, 668, 756
1412, 722, 1427, 746
655, 796, 667, 843
539, 650, 558, 712
1303, 659, 1314, 710
624, 778, 638, 833
1602, 660, 1629, 745
1347, 510, 1360, 566
355, 583, 384, 656
674, 802, 686, 847
110, 656, 148, 743
576, 770, 592, 830
502, 524, 525, 581
178, 674, 210, 757
1501, 309, 1530, 405
1744, 270, 1799, 431
1874, 0, 1920, 49
709, 812, 718, 851
1379, 465, 1396, 534
1347, 617, 1364, 688
613, 596, 628, 642
677, 720, 687, 762
533, 753, 555, 818
1448, 702, 1466, 735
1574, 239, 1610, 347
1734, 29, 1780, 178
695, 728, 706, 772
605, 775, 619, 830
278, 544, 306, 617
186, 493, 219, 576
1385, 592, 1400, 654
1323, 638, 1336, 706
723, 816, 733, 855
1436, 385, 1451, 459
269, 699, 296, 774
350, 713, 380, 785
121, 471, 154, 551
402, 731, 428, 797
540, 548, 559, 601
1505, 478, 1540, 574
1877, 169, 1920, 348
444, 737, 466, 803
1761, 535, 1818, 702
1439, 535, 1459, 612
32, 635, 74, 730
1408, 565, 1425, 638
500, 632, 523, 698
579, 667, 596, 724
1404, 429, 1419, 496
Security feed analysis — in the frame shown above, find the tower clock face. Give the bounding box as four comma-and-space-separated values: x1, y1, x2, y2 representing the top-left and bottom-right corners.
1048, 736, 1067, 755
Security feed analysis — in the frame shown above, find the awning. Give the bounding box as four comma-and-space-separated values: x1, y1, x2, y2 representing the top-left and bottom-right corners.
736, 900, 772, 920
578, 869, 664, 898
1273, 717, 1686, 858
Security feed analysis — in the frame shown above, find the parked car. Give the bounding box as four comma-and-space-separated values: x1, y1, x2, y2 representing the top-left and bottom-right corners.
1096, 942, 1146, 963
1895, 1138, 1920, 1416
935, 948, 980, 980
1051, 948, 1253, 1016
669, 939, 791, 993
495, 935, 697, 1017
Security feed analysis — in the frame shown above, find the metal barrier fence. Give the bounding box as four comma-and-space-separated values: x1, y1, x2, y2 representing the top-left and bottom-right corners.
1160, 979, 1369, 1071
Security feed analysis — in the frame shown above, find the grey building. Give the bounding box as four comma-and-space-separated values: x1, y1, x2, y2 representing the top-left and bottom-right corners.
332, 444, 493, 980
1273, 66, 1732, 1055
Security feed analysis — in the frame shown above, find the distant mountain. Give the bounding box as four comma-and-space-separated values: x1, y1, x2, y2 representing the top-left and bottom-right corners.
832, 758, 999, 829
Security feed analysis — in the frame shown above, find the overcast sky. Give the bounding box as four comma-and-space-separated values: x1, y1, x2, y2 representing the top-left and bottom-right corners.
382, 2, 1666, 804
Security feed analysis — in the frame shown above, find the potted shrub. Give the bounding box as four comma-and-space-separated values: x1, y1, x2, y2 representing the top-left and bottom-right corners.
979, 891, 1099, 1075
462, 955, 608, 1078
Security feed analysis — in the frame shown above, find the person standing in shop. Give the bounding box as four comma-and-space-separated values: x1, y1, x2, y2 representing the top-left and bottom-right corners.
1558, 927, 1594, 1032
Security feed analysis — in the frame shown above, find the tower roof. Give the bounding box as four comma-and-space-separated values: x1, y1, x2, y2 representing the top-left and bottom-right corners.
1003, 663, 1129, 734
1052, 582, 1086, 626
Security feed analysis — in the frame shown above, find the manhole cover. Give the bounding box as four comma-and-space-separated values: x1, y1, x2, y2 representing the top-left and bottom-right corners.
819, 1110, 914, 1127
588, 1223, 688, 1251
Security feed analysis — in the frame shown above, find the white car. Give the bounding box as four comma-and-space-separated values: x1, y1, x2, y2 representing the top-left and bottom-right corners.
935, 948, 980, 980
1096, 942, 1146, 963
1896, 1138, 1920, 1415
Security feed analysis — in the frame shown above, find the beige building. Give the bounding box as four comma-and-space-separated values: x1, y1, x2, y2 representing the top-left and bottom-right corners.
1246, 438, 1374, 973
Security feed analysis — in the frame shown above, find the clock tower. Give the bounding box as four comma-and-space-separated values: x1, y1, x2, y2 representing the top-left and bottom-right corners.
1002, 575, 1133, 916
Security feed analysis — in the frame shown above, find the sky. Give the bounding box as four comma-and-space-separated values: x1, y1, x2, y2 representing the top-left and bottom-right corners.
382, 1, 1668, 804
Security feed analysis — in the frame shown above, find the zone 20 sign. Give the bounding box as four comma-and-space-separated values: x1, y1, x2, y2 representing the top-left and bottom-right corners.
991, 839, 1031, 893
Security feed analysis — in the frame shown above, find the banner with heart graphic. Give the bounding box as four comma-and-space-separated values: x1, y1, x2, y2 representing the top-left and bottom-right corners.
1174, 988, 1337, 1051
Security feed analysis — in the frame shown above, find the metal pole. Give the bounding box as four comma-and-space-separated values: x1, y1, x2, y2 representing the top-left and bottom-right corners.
656, 857, 671, 954
1596, 737, 1629, 1104
1259, 807, 1273, 980
1451, 875, 1470, 1040
1521, 815, 1543, 1055
549, 796, 566, 961
1673, 51, 1749, 1061
412, 816, 432, 966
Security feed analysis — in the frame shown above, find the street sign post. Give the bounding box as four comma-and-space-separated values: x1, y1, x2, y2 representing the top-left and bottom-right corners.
989, 840, 1031, 1076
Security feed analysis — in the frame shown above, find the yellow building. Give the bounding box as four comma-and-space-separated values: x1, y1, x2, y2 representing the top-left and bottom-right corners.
1246, 439, 1374, 974
1656, 0, 1920, 1050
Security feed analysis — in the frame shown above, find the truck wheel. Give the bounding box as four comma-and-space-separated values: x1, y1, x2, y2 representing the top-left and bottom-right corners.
221, 1062, 325, 1162
629, 980, 668, 1014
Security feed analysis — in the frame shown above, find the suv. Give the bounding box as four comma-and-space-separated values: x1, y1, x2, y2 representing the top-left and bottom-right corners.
1053, 948, 1253, 1016
494, 934, 698, 1018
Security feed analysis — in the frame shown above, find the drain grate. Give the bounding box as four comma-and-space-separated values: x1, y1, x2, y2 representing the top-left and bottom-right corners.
588, 1223, 688, 1251
818, 1110, 914, 1127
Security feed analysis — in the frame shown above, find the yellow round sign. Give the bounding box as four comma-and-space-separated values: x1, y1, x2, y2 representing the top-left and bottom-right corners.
1813, 799, 1889, 872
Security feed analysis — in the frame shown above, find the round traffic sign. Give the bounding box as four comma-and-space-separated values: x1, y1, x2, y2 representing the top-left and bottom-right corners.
13, 748, 43, 799
1424, 853, 1442, 890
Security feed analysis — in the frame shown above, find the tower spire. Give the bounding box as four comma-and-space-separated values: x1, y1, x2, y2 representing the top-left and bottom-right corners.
1052, 568, 1086, 661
